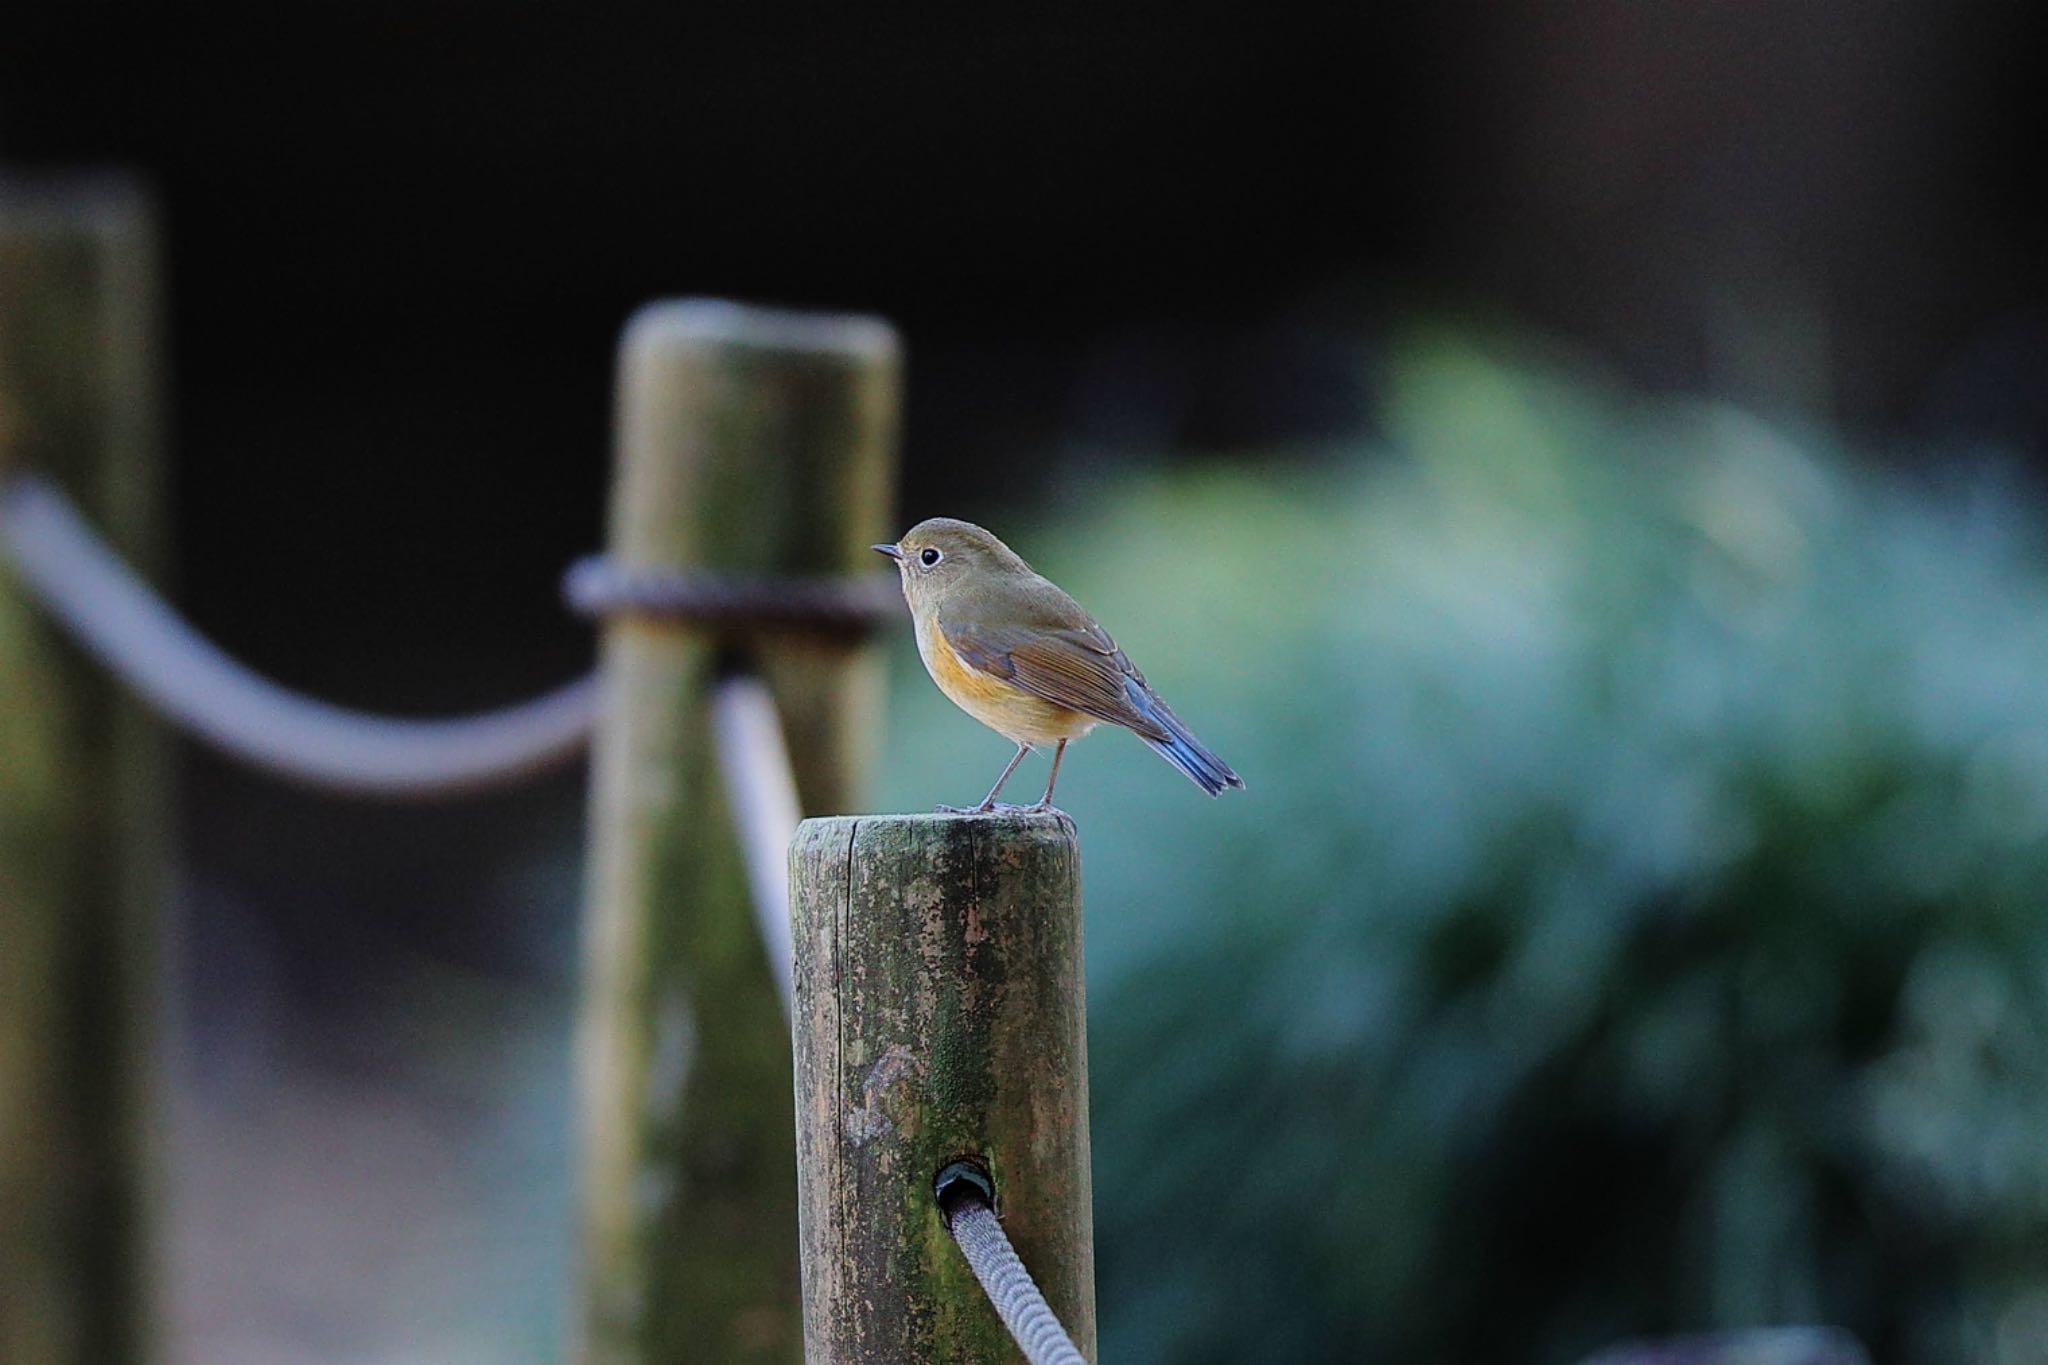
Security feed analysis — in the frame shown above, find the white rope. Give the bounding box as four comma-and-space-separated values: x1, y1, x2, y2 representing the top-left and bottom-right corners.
945, 1198, 1090, 1365
709, 674, 800, 1012
0, 473, 596, 797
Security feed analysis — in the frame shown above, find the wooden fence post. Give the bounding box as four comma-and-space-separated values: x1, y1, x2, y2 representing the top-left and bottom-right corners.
0, 179, 165, 1364
789, 811, 1097, 1362
577, 300, 899, 1362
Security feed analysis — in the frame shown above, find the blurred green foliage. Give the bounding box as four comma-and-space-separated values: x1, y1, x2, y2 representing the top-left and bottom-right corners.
877, 331, 2048, 1364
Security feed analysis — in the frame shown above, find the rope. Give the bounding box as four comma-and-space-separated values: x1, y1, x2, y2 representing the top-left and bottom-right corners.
563, 554, 898, 636
942, 1184, 1090, 1365
709, 674, 800, 1012
0, 473, 596, 797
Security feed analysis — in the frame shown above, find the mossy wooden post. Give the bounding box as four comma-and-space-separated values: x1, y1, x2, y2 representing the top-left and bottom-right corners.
577, 301, 899, 1363
0, 180, 164, 1364
789, 812, 1097, 1362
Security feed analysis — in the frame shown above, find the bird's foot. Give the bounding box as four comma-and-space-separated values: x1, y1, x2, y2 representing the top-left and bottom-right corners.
935, 802, 997, 815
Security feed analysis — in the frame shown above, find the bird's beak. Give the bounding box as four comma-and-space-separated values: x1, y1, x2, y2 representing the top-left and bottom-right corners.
872, 543, 904, 562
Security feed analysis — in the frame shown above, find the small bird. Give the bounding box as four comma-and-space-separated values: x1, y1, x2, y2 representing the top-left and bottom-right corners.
874, 518, 1244, 813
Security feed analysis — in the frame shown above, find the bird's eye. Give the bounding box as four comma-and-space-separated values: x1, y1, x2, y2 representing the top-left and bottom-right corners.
920, 547, 942, 567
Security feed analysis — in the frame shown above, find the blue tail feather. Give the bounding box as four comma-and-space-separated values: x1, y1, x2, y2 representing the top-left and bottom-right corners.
1123, 678, 1244, 796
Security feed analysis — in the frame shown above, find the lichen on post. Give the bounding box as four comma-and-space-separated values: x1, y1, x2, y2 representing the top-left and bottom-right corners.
789, 811, 1097, 1363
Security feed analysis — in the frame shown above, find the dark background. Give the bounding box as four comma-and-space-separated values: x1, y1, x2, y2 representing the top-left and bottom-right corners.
6, 4, 2048, 1361
6, 4, 2041, 695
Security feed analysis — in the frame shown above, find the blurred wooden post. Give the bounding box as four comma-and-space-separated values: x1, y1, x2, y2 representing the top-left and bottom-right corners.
0, 180, 165, 1364
577, 300, 899, 1362
789, 812, 1097, 1362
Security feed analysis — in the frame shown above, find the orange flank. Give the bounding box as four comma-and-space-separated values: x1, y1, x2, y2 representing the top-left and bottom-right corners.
915, 612, 1100, 749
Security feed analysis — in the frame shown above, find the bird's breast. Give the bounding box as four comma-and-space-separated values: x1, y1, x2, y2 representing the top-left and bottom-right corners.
915, 613, 1098, 747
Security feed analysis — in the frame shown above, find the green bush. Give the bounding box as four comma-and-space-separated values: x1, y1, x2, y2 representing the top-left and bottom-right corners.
876, 333, 2048, 1363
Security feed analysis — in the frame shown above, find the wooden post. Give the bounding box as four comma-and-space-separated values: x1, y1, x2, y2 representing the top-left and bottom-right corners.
789, 812, 1097, 1363
0, 179, 164, 1364
577, 301, 899, 1362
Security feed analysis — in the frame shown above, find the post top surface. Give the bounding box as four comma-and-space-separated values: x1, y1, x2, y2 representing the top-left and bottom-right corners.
795, 809, 1079, 846
0, 174, 154, 240
798, 809, 1077, 829
623, 298, 900, 363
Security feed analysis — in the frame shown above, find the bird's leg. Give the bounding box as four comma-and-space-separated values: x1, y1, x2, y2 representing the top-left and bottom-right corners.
938, 742, 1030, 814
1019, 739, 1067, 813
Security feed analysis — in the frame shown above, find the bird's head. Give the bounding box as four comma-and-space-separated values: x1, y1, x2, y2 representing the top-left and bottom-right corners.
872, 517, 1030, 612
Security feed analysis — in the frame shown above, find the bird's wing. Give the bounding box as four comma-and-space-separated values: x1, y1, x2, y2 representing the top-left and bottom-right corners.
938, 585, 1171, 741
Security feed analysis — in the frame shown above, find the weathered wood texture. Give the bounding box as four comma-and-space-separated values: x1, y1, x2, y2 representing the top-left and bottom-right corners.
0, 180, 164, 1364
790, 812, 1097, 1363
577, 301, 899, 1363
